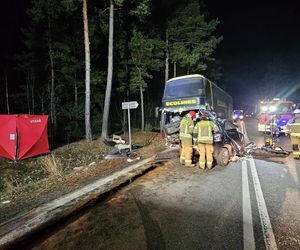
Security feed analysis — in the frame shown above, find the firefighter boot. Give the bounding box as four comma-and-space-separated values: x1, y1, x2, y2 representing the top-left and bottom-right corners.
207, 162, 213, 169
180, 157, 185, 165
199, 162, 205, 169
185, 160, 195, 167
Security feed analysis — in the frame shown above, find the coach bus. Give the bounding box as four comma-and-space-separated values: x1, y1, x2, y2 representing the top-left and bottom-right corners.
160, 74, 233, 144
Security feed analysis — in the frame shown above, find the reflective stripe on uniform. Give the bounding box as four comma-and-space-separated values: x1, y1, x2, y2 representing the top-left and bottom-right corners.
180, 134, 192, 139
292, 151, 300, 155
197, 123, 212, 141
184, 120, 188, 135
180, 117, 193, 140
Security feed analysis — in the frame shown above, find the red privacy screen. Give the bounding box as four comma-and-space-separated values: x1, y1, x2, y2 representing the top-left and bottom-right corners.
0, 115, 17, 160
0, 115, 49, 160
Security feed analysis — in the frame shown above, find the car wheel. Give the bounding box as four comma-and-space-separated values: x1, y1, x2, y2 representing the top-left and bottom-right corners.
216, 147, 230, 166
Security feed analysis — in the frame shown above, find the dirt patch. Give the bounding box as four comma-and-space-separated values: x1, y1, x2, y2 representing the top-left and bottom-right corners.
0, 132, 165, 224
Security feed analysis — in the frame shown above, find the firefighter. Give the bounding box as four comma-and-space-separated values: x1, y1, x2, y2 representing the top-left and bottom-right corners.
193, 113, 219, 169
179, 110, 196, 167
287, 109, 300, 158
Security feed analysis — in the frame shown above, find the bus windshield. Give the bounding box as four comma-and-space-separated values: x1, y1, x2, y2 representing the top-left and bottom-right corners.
163, 78, 205, 99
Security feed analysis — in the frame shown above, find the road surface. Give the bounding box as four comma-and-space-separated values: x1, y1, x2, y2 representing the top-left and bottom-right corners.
19, 118, 300, 250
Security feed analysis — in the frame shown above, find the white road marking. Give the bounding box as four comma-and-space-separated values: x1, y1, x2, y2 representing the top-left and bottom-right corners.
249, 157, 278, 250
242, 160, 255, 250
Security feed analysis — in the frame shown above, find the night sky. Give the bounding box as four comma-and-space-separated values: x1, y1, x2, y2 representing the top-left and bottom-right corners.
1, 0, 300, 112
206, 0, 300, 108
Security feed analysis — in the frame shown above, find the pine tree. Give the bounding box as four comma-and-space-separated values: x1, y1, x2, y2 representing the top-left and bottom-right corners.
129, 29, 163, 131
168, 1, 222, 74
83, 0, 92, 141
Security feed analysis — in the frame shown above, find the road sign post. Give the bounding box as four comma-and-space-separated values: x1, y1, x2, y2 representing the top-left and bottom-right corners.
122, 101, 139, 152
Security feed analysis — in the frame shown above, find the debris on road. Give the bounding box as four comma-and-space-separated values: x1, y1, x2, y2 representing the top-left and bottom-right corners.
127, 157, 141, 163
244, 141, 290, 158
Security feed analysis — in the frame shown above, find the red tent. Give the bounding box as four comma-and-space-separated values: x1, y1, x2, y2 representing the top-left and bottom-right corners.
0, 114, 49, 160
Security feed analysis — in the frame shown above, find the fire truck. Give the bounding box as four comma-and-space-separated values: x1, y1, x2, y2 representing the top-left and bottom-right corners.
257, 98, 294, 134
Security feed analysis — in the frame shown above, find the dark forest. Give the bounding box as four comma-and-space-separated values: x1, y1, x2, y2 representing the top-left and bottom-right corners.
1, 0, 300, 144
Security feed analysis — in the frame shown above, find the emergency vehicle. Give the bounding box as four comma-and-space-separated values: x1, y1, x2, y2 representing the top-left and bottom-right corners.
257, 98, 294, 133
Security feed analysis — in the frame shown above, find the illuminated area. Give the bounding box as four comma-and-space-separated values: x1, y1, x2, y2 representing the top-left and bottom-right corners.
259, 102, 293, 114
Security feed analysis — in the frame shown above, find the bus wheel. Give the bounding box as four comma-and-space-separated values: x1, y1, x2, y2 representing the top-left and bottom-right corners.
216, 147, 230, 166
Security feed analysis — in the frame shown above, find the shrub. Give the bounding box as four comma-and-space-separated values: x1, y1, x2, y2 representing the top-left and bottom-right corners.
40, 154, 63, 177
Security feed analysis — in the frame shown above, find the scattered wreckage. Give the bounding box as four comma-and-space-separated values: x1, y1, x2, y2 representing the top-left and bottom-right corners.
103, 135, 131, 159
103, 135, 140, 160
103, 124, 290, 165
162, 111, 290, 166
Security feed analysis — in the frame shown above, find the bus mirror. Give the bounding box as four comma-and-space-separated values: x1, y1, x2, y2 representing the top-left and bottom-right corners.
155, 107, 160, 118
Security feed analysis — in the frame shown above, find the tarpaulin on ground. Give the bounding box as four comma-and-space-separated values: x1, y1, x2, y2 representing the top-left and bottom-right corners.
0, 114, 49, 160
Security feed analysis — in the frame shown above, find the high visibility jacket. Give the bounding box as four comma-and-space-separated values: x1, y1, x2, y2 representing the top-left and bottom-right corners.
179, 116, 194, 141
193, 120, 219, 144
287, 117, 300, 136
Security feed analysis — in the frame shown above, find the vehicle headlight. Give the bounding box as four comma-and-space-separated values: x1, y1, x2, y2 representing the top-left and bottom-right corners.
269, 105, 277, 112
240, 115, 244, 119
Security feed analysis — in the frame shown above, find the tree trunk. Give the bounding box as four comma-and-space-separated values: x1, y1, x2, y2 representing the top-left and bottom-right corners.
140, 85, 144, 132
74, 72, 78, 106
123, 98, 126, 136
26, 74, 31, 114
165, 30, 169, 83
47, 9, 56, 132
49, 48, 55, 127
75, 84, 78, 107
41, 93, 44, 114
4, 71, 10, 114
173, 61, 177, 77
31, 75, 35, 114
83, 0, 92, 141
101, 0, 114, 139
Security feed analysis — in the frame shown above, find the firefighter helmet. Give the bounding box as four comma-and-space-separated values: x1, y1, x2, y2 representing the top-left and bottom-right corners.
188, 110, 196, 119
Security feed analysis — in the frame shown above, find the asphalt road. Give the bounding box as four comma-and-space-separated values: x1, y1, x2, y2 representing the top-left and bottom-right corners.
26, 118, 300, 250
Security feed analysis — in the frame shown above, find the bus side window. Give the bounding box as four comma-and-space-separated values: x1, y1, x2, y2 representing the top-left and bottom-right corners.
205, 80, 212, 106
